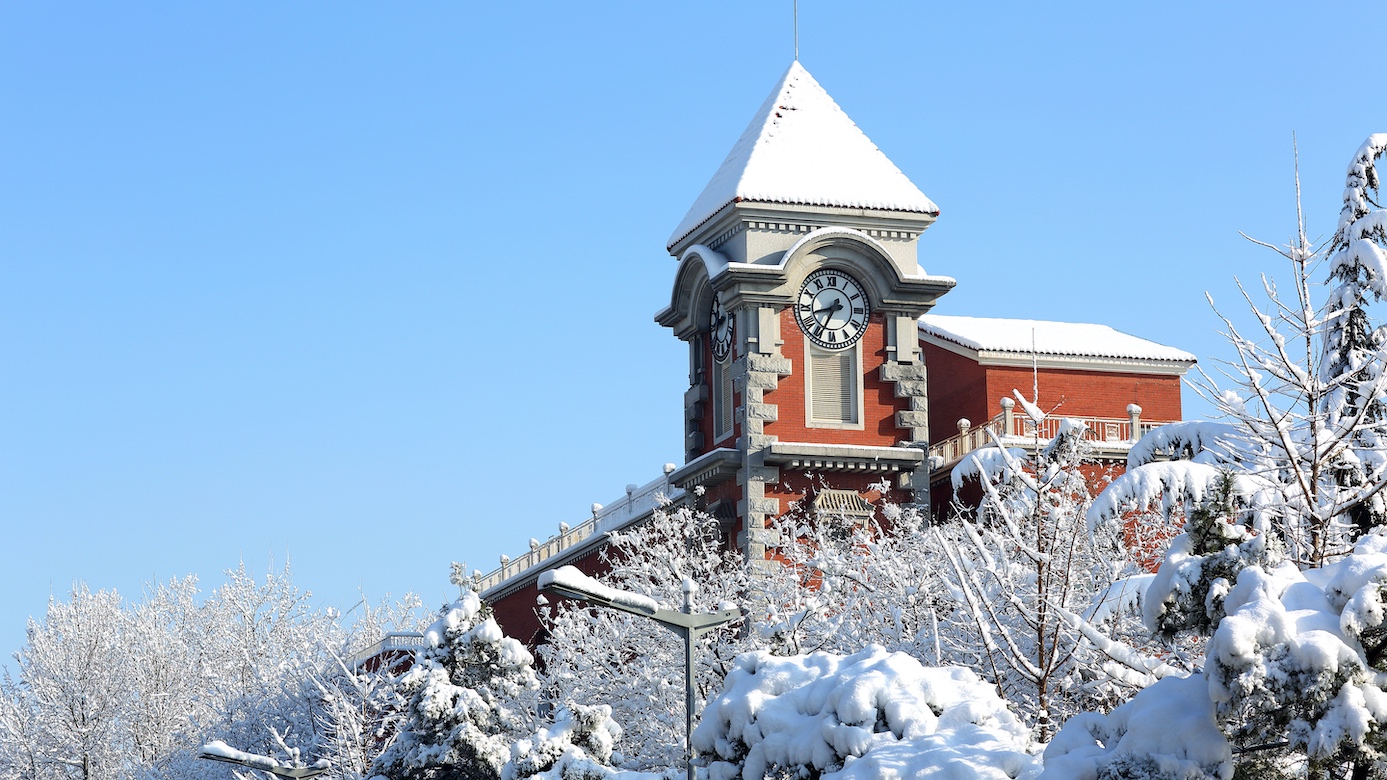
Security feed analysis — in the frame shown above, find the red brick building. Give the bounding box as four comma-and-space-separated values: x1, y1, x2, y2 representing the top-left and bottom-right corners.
476, 63, 1195, 648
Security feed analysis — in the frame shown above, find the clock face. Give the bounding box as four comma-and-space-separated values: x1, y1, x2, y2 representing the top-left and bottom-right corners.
796, 269, 869, 350
710, 294, 734, 363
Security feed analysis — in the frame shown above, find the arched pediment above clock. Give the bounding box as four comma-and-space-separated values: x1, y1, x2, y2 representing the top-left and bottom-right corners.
779, 228, 955, 314
654, 244, 730, 340
655, 229, 956, 338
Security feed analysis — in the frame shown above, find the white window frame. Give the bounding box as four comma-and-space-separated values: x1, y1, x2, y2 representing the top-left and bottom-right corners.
804, 341, 864, 429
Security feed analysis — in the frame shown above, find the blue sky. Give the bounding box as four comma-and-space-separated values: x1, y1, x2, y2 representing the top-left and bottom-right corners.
3, 2, 1386, 660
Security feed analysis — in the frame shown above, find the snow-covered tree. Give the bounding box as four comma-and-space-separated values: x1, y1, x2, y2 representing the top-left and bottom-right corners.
501, 703, 624, 780
538, 499, 751, 771
0, 564, 424, 780
1058, 134, 1387, 780
2, 585, 131, 780
193, 562, 348, 776
940, 408, 1170, 739
1321, 134, 1387, 540
313, 657, 410, 780
749, 481, 955, 663
369, 590, 538, 780
1104, 137, 1387, 568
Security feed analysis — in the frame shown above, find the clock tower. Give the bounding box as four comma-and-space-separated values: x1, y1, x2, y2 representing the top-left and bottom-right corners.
657, 62, 955, 566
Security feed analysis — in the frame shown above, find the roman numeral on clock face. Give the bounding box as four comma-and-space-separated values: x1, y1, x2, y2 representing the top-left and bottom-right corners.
797, 269, 869, 350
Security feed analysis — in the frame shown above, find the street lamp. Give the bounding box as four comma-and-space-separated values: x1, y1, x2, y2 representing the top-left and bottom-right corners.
198, 740, 329, 778
538, 566, 742, 780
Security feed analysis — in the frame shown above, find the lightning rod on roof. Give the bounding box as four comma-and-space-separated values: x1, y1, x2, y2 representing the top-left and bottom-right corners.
794, 0, 799, 61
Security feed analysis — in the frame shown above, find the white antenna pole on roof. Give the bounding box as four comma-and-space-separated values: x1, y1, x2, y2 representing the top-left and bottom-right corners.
794, 0, 799, 61
1031, 328, 1039, 406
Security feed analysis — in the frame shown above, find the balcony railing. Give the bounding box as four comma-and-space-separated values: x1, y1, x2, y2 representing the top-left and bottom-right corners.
473, 468, 683, 595
928, 400, 1167, 469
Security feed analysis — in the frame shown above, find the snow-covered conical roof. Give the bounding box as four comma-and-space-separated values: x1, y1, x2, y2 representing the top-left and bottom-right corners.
667, 61, 939, 250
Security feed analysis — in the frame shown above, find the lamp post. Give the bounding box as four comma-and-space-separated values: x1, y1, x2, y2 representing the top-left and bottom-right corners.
538, 566, 742, 780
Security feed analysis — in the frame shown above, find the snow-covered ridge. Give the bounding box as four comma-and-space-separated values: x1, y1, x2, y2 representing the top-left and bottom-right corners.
919, 314, 1196, 363
475, 469, 684, 596
668, 61, 938, 249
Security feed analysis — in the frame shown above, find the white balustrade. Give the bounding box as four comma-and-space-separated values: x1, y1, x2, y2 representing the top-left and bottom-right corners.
474, 470, 682, 594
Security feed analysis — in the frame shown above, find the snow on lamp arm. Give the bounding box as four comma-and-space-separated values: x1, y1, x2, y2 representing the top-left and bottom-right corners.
197, 740, 329, 779
537, 565, 743, 780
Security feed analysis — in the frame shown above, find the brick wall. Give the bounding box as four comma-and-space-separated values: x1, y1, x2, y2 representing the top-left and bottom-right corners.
766, 309, 909, 446
923, 341, 1184, 440
922, 342, 992, 441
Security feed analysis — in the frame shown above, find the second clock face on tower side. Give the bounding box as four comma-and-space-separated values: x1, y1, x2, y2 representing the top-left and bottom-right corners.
797, 269, 869, 350
710, 294, 734, 363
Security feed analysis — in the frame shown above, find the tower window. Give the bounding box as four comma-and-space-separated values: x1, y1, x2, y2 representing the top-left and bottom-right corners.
713, 357, 734, 440
806, 343, 862, 428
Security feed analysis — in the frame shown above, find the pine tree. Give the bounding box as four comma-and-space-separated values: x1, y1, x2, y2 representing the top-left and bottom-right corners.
1322, 134, 1387, 538
370, 590, 538, 780
1059, 134, 1387, 780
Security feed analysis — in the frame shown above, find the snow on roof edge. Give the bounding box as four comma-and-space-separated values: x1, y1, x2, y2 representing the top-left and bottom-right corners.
918, 314, 1196, 364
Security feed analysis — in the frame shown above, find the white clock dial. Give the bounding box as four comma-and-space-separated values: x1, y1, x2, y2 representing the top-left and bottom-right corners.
796, 269, 869, 350
710, 295, 734, 362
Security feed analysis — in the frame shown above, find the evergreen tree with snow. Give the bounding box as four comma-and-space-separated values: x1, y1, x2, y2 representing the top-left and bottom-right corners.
501, 703, 625, 780
1060, 134, 1387, 780
1322, 134, 1387, 540
370, 590, 538, 780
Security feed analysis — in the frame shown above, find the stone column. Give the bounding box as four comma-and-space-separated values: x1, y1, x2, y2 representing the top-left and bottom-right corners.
1000, 396, 1016, 437
737, 305, 790, 574
883, 360, 931, 508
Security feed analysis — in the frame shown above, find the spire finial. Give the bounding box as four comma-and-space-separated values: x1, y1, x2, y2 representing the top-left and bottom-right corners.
793, 0, 799, 61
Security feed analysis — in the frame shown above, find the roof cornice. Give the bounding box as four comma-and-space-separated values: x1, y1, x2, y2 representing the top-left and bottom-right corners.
921, 332, 1195, 376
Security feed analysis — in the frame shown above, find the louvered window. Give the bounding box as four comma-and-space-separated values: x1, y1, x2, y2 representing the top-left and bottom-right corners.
713, 357, 734, 440
813, 489, 876, 538
808, 345, 860, 426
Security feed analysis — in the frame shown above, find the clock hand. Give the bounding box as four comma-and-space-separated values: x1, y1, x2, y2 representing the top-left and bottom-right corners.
813, 299, 844, 320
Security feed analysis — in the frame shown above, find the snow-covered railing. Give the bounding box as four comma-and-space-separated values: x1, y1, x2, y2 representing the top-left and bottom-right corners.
473, 467, 683, 595
929, 401, 1167, 469
348, 631, 426, 670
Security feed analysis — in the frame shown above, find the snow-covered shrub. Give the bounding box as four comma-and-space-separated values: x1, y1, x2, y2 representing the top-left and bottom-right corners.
371, 590, 539, 780
1141, 471, 1285, 639
1205, 532, 1387, 770
502, 703, 623, 780
693, 645, 1040, 780
1046, 530, 1387, 778
1040, 673, 1232, 780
